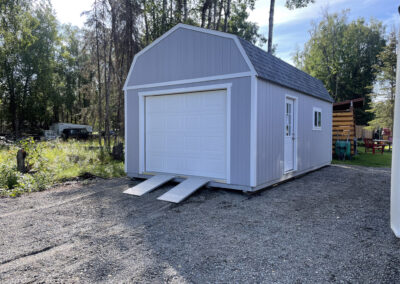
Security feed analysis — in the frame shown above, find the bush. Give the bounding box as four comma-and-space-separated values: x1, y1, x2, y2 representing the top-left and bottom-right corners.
0, 164, 20, 190
0, 139, 125, 197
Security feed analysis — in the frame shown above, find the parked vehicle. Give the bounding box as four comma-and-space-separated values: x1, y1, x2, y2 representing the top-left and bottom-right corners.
61, 128, 89, 140
101, 130, 116, 137
44, 130, 57, 141
50, 123, 93, 137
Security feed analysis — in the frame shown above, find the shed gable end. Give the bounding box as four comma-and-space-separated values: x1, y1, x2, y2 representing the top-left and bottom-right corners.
126, 27, 251, 87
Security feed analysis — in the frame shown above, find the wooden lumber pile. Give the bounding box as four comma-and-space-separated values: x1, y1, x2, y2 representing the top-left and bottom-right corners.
332, 110, 355, 155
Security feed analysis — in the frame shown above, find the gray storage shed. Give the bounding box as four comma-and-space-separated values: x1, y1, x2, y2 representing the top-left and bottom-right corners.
124, 24, 333, 193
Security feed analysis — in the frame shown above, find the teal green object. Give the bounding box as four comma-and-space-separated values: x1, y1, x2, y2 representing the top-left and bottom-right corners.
335, 140, 351, 160
335, 140, 346, 159
345, 141, 351, 158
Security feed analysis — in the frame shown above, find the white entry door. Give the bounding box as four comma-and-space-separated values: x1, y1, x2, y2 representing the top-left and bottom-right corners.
145, 90, 227, 180
284, 98, 295, 172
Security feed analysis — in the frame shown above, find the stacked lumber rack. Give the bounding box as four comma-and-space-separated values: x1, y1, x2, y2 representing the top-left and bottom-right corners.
332, 109, 355, 156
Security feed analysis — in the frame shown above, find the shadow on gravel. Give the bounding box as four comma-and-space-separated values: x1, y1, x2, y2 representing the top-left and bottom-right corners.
116, 165, 400, 283
1, 166, 400, 283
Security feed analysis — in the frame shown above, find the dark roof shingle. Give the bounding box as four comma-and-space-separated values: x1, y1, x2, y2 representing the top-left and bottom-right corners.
238, 37, 333, 103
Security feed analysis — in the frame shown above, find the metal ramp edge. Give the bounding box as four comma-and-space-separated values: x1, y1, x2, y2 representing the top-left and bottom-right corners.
124, 174, 175, 196
157, 177, 210, 203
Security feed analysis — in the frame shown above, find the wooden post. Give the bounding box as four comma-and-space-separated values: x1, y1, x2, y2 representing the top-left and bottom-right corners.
17, 149, 27, 173
391, 8, 400, 238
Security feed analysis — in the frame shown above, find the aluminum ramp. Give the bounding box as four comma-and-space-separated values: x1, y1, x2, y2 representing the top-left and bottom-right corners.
124, 174, 175, 196
157, 177, 210, 203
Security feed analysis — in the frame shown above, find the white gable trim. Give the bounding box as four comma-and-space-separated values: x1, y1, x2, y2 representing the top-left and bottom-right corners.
124, 71, 252, 91
123, 23, 257, 90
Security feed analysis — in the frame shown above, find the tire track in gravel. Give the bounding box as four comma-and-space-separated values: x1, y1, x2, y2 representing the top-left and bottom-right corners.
0, 179, 137, 219
0, 242, 74, 271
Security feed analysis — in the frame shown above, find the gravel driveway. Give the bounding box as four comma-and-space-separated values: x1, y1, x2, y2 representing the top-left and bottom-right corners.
0, 165, 399, 283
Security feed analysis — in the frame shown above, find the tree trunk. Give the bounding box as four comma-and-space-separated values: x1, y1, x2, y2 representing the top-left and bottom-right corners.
267, 0, 275, 53
162, 0, 167, 32
17, 149, 27, 173
216, 0, 223, 30
143, 0, 150, 44
176, 0, 182, 22
212, 0, 217, 29
183, 0, 188, 22
201, 0, 210, 28
223, 0, 230, 32
207, 1, 212, 29
94, 0, 103, 147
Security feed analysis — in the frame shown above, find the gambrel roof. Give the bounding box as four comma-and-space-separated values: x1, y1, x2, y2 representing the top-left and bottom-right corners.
125, 24, 333, 103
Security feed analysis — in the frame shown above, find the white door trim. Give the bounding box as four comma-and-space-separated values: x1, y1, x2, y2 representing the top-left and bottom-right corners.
138, 84, 231, 183
284, 95, 298, 173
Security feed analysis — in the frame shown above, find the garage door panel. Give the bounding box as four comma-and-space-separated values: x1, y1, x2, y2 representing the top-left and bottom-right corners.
145, 90, 227, 180
165, 134, 184, 153
146, 134, 164, 150
165, 115, 184, 130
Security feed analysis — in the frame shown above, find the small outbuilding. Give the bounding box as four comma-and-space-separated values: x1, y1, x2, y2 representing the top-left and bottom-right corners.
123, 24, 333, 197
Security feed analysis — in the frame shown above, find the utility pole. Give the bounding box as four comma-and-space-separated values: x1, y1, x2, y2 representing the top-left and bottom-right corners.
391, 5, 400, 237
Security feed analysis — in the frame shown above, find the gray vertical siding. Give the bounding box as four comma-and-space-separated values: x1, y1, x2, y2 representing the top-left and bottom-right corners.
126, 77, 252, 186
127, 28, 250, 86
256, 78, 332, 186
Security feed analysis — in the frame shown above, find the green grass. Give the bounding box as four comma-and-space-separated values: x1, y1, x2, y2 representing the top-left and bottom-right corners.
0, 139, 125, 197
332, 146, 392, 168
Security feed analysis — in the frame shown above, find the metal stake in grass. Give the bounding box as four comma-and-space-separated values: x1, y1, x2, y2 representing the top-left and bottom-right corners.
390, 5, 400, 238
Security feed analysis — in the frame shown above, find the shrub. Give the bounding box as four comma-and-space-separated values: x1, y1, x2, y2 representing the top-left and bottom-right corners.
0, 164, 20, 190
0, 139, 125, 197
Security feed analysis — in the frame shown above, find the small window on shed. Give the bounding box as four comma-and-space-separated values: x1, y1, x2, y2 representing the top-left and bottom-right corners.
313, 107, 322, 130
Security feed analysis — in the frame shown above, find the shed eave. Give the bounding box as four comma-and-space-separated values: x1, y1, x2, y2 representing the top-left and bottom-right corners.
256, 76, 334, 103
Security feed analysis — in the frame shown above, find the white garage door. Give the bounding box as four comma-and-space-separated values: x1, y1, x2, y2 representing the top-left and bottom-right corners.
145, 89, 227, 180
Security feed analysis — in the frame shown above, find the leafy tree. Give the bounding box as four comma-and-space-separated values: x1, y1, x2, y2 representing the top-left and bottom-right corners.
267, 0, 315, 53
228, 2, 266, 44
368, 30, 397, 130
285, 0, 314, 9
0, 0, 267, 145
294, 11, 386, 124
0, 0, 33, 135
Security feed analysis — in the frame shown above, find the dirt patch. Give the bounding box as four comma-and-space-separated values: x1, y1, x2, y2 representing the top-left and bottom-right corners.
0, 165, 399, 283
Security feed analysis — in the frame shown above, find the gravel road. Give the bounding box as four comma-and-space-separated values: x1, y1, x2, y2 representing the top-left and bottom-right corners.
0, 164, 399, 283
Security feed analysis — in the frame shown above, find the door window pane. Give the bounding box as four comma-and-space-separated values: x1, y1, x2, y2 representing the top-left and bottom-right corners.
286, 103, 292, 136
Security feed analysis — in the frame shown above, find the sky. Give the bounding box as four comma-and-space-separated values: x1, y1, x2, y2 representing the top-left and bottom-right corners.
51, 0, 399, 65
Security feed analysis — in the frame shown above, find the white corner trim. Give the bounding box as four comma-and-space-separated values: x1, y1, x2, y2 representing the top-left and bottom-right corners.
123, 23, 258, 90
138, 83, 232, 183
124, 90, 128, 173
125, 72, 251, 91
250, 75, 258, 187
